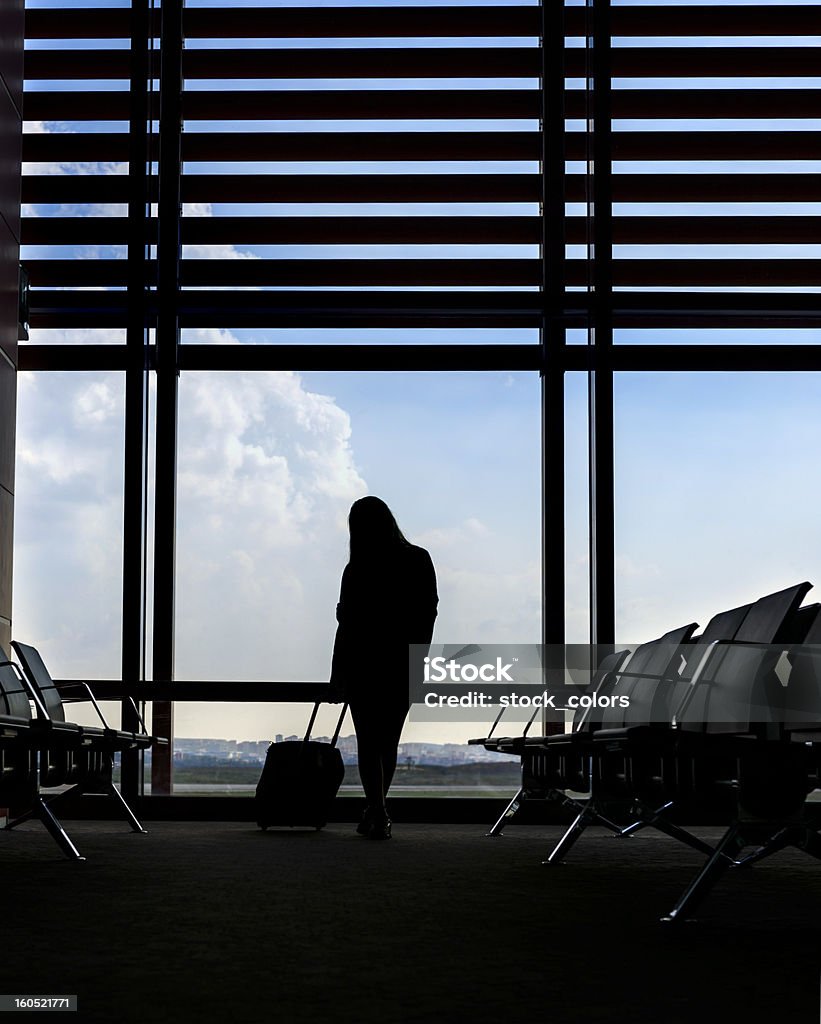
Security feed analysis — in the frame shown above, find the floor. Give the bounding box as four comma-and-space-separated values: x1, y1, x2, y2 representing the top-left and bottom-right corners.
2, 819, 820, 1023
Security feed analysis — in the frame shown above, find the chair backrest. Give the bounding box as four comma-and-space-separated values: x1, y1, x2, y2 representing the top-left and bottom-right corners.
780, 605, 821, 734
595, 623, 699, 731
733, 582, 812, 644
677, 582, 813, 734
781, 602, 821, 644
10, 641, 66, 723
0, 644, 34, 721
802, 606, 821, 645
680, 644, 781, 734
661, 603, 752, 723
571, 649, 632, 733
696, 603, 753, 646
572, 630, 695, 735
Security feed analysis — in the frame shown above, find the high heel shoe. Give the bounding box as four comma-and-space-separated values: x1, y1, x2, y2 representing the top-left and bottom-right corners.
366, 814, 392, 841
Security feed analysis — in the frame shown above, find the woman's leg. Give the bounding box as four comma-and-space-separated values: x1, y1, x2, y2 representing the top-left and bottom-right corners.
380, 701, 410, 797
350, 701, 387, 816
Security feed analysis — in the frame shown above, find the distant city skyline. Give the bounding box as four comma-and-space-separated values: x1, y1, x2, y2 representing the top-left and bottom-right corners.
173, 734, 517, 766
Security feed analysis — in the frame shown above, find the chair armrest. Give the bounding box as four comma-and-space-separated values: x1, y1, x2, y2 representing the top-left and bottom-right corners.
56, 681, 151, 737
124, 695, 150, 736
69, 680, 112, 730
482, 704, 508, 743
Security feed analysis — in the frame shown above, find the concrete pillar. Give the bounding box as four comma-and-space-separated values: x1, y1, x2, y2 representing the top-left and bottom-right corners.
0, 0, 23, 654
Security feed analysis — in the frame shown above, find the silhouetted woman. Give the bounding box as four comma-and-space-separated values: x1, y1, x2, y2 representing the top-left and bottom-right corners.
329, 497, 438, 840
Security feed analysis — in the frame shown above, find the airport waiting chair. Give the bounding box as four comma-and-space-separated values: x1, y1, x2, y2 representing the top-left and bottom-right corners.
522, 583, 807, 869
585, 602, 757, 849
479, 634, 696, 840
549, 581, 817, 919
724, 605, 821, 870
661, 607, 821, 921
590, 582, 812, 860
478, 584, 813, 860
537, 623, 701, 863
478, 648, 632, 837
7, 641, 154, 855
0, 653, 34, 812
0, 647, 89, 859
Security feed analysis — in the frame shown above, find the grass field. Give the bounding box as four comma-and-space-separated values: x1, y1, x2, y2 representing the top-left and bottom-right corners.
170, 761, 520, 787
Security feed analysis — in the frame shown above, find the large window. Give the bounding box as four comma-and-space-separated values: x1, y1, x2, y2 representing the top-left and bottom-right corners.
614, 371, 821, 641
171, 368, 540, 791
176, 369, 540, 686
16, 0, 821, 806
13, 370, 126, 678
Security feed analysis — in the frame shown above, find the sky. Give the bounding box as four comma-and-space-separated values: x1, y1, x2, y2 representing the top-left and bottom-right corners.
13, 0, 821, 750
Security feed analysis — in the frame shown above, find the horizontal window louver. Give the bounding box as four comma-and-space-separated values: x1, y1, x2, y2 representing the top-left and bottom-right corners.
20, 3, 821, 327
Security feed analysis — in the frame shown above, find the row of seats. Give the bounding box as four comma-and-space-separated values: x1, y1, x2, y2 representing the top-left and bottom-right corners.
0, 641, 155, 860
473, 582, 821, 921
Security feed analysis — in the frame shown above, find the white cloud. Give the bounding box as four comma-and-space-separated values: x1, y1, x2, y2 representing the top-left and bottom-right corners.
416, 517, 490, 548
13, 371, 126, 679
615, 554, 661, 580
73, 380, 119, 425
415, 517, 540, 643
182, 202, 260, 261
12, 362, 369, 695
172, 366, 368, 684
23, 122, 128, 218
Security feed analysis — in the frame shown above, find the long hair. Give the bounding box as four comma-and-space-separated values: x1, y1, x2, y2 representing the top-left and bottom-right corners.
348, 496, 410, 562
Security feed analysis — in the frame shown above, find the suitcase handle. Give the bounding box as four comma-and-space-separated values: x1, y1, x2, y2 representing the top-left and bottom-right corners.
304, 701, 348, 749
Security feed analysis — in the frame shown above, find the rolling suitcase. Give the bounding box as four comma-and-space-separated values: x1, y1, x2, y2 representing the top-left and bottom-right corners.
255, 702, 348, 830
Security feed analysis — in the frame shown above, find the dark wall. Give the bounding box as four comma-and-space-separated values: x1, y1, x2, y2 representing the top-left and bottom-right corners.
0, 0, 23, 651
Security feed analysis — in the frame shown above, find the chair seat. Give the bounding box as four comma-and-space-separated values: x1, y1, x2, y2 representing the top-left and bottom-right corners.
0, 714, 32, 739
479, 737, 512, 753
99, 728, 153, 750
789, 731, 821, 743
592, 725, 674, 749
543, 733, 591, 752
28, 719, 86, 745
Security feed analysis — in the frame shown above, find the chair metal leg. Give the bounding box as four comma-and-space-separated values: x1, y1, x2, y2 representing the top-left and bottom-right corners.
7, 782, 81, 827
547, 789, 589, 816
36, 797, 86, 862
796, 826, 821, 862
486, 788, 524, 837
107, 782, 147, 834
618, 819, 648, 837
5, 757, 68, 829
732, 819, 821, 867
661, 824, 746, 923
5, 806, 36, 830
645, 815, 716, 857
627, 800, 716, 857
734, 826, 793, 868
618, 800, 673, 838
544, 802, 598, 864
586, 807, 625, 835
